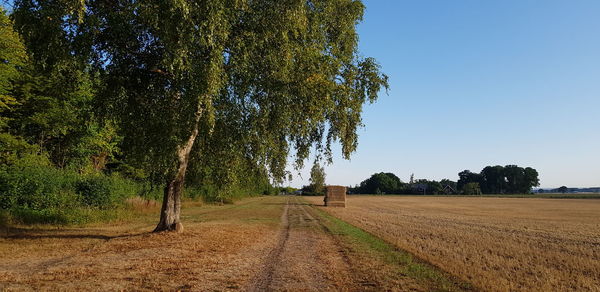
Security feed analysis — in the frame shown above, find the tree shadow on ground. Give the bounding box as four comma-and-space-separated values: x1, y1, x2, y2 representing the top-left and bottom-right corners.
1, 226, 149, 240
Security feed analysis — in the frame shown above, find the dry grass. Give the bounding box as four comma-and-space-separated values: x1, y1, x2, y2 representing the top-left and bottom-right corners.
306, 195, 600, 292
0, 196, 283, 291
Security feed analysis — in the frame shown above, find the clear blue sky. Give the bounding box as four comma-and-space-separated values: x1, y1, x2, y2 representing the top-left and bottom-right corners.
289, 0, 600, 188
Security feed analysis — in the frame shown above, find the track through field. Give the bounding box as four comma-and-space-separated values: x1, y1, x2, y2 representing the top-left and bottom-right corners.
247, 196, 363, 291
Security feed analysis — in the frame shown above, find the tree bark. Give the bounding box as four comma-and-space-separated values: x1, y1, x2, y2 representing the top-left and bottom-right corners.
153, 105, 203, 233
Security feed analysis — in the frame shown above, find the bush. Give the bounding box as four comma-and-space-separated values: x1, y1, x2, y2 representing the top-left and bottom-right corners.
0, 154, 154, 224
75, 176, 114, 207
9, 207, 79, 225
75, 174, 143, 208
0, 156, 79, 210
6, 206, 124, 225
0, 153, 274, 225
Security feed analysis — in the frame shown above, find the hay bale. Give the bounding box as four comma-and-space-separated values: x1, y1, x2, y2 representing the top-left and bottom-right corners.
324, 185, 346, 207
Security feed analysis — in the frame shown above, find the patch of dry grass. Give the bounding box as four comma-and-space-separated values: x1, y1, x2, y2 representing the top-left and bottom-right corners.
306, 195, 600, 292
0, 196, 283, 291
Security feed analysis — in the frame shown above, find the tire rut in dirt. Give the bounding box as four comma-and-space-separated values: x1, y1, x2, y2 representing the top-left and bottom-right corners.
246, 197, 291, 292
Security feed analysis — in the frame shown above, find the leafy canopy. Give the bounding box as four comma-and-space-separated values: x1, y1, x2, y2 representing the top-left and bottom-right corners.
12, 0, 388, 185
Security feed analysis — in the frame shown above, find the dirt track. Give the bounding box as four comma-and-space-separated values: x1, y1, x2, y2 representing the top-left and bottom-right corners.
247, 196, 360, 291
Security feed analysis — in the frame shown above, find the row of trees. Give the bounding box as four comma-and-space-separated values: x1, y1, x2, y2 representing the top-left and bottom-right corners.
349, 172, 457, 195
351, 165, 540, 195
0, 1, 387, 231
458, 165, 540, 194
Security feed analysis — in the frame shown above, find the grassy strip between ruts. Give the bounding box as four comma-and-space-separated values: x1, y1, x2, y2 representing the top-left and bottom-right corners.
308, 201, 475, 292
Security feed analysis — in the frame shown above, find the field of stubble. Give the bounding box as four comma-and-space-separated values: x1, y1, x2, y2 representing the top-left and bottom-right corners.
307, 195, 600, 292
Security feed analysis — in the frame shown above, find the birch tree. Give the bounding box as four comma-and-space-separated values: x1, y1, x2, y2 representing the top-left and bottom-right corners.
12, 0, 388, 232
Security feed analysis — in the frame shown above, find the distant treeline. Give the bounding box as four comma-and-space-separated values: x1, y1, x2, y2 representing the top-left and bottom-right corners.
350, 165, 540, 195
538, 187, 600, 194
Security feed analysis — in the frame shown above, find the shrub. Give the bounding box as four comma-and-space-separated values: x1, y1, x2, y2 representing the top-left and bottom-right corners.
75, 173, 153, 208
75, 176, 114, 207
184, 184, 219, 202
7, 206, 124, 225
0, 154, 153, 224
0, 156, 79, 210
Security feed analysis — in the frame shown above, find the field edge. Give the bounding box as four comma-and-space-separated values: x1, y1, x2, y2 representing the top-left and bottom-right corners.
304, 198, 476, 292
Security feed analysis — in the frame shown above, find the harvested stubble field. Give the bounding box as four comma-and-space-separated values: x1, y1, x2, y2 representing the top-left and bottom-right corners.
305, 195, 600, 292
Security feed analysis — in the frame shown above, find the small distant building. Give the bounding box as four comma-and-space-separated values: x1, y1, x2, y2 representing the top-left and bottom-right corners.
324, 185, 346, 207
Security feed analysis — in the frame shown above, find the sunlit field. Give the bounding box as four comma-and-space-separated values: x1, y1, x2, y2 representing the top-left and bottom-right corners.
307, 195, 600, 292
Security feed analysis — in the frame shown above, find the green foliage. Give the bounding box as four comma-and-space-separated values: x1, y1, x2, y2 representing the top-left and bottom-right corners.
5, 1, 117, 171
0, 153, 159, 224
10, 0, 387, 186
0, 132, 37, 165
277, 186, 297, 194
480, 166, 505, 193
457, 170, 483, 191
184, 162, 275, 203
352, 173, 454, 195
74, 174, 138, 208
355, 172, 403, 194
75, 177, 112, 207
301, 191, 322, 196
352, 165, 539, 195
463, 182, 482, 195
0, 154, 79, 210
8, 207, 86, 225
0, 7, 27, 119
459, 165, 539, 194
69, 121, 121, 172
413, 179, 443, 195
5, 1, 387, 225
7, 67, 107, 169
304, 162, 326, 195
0, 7, 37, 165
